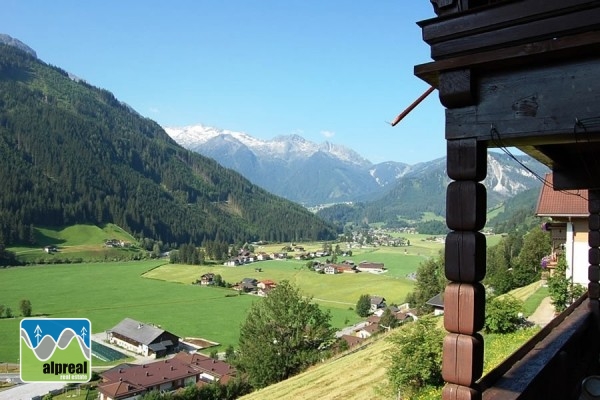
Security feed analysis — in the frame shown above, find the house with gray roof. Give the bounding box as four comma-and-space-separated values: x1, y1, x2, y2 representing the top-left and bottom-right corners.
107, 318, 180, 358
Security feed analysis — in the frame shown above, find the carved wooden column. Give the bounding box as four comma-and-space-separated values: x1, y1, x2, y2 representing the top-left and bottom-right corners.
589, 190, 600, 321
442, 138, 487, 400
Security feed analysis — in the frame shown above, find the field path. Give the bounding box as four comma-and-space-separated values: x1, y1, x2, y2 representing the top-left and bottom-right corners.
312, 298, 354, 306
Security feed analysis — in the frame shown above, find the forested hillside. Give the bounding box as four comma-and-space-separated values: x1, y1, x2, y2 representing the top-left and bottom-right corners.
0, 44, 338, 245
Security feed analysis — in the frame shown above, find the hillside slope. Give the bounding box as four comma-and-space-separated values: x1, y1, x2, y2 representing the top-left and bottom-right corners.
240, 336, 393, 400
0, 42, 337, 245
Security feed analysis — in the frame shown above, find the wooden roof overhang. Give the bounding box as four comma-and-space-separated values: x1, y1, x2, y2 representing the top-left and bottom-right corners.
415, 0, 600, 190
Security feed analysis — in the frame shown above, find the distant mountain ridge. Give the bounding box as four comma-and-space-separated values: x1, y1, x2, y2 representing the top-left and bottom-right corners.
165, 124, 549, 209
0, 34, 37, 58
0, 40, 338, 245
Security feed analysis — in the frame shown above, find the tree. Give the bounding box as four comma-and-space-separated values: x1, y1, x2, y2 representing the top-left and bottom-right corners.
485, 237, 515, 295
406, 252, 445, 314
513, 227, 551, 287
355, 294, 371, 317
387, 316, 445, 398
484, 295, 523, 334
548, 253, 586, 313
19, 299, 32, 317
224, 344, 236, 363
379, 308, 398, 331
236, 280, 334, 389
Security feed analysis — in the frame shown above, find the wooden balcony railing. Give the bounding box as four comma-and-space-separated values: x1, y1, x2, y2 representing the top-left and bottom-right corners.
479, 294, 600, 400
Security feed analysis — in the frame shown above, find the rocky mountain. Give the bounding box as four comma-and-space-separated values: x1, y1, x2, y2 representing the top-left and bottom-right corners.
166, 124, 412, 205
0, 41, 338, 245
165, 124, 548, 209
0, 34, 36, 58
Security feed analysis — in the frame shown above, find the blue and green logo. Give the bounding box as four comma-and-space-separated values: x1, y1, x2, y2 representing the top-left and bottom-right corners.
20, 318, 91, 383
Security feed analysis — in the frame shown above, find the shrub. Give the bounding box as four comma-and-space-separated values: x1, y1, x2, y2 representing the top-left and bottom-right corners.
485, 295, 524, 334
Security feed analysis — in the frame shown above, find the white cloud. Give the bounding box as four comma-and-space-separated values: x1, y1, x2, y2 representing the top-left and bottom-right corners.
321, 130, 335, 138
149, 107, 160, 114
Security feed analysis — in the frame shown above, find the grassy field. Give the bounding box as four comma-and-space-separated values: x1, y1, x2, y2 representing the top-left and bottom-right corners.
0, 261, 260, 364
9, 224, 141, 263
0, 244, 431, 365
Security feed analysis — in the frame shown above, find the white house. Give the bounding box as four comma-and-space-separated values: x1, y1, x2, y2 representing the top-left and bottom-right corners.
536, 173, 589, 286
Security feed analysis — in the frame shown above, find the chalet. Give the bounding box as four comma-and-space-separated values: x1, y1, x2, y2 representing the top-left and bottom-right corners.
257, 280, 277, 296
356, 323, 380, 339
340, 334, 364, 349
426, 293, 444, 316
356, 261, 386, 273
536, 173, 589, 286
294, 252, 308, 260
223, 258, 240, 267
233, 278, 258, 293
97, 352, 235, 400
369, 296, 386, 313
107, 318, 179, 358
271, 252, 287, 260
324, 265, 339, 275
256, 252, 270, 261
199, 273, 214, 286
257, 280, 276, 289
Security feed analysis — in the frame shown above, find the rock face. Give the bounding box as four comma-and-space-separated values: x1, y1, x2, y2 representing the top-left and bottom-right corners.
166, 123, 548, 207
0, 34, 37, 58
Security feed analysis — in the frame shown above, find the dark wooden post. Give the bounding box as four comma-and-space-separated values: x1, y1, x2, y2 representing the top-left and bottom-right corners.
442, 138, 487, 400
589, 190, 600, 322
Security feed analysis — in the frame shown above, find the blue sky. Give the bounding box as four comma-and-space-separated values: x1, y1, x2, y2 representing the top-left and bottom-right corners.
2, 1, 445, 164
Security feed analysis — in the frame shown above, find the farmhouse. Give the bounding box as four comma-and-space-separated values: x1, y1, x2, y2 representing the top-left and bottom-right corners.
257, 280, 277, 297
324, 263, 357, 274
356, 261, 386, 273
97, 352, 235, 400
107, 318, 180, 358
369, 296, 386, 313
233, 277, 258, 293
536, 173, 589, 286
426, 293, 444, 316
199, 273, 214, 285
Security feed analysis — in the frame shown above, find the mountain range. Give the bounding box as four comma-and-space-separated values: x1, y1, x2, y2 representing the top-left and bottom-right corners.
165, 124, 549, 211
0, 37, 338, 246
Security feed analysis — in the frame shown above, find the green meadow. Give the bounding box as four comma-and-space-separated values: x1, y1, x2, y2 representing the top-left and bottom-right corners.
10, 224, 142, 263
0, 244, 432, 364
1, 226, 448, 366
0, 261, 256, 364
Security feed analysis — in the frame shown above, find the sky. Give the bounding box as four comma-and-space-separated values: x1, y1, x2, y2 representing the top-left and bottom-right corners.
1, 1, 446, 165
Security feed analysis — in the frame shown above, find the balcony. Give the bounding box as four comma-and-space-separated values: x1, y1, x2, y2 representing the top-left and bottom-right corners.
480, 295, 600, 399
409, 1, 600, 398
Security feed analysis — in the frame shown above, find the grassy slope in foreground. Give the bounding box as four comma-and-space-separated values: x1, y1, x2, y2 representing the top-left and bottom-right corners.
241, 336, 393, 400
240, 282, 547, 400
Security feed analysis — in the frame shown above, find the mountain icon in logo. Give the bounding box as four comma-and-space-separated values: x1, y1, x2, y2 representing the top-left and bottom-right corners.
20, 318, 91, 383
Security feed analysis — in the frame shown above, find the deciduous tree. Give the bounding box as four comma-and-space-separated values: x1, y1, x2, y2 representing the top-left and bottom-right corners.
387, 316, 444, 398
484, 295, 523, 334
355, 294, 371, 317
236, 280, 334, 389
19, 299, 32, 317
513, 227, 550, 286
